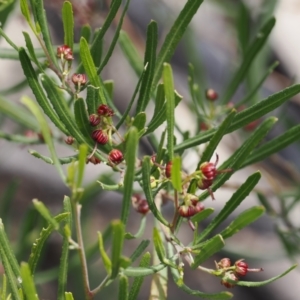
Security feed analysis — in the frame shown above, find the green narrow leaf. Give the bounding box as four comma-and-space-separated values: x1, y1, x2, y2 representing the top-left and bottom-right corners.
171, 156, 182, 192
90, 28, 103, 68
20, 0, 36, 33
135, 21, 157, 114
0, 95, 37, 130
118, 276, 128, 300
104, 80, 114, 100
118, 30, 143, 77
153, 83, 165, 116
0, 132, 37, 144
124, 263, 166, 277
125, 216, 147, 239
147, 90, 182, 135
0, 181, 18, 227
196, 172, 261, 244
132, 112, 147, 132
76, 0, 122, 72
237, 265, 297, 287
80, 24, 91, 43
32, 199, 59, 230
29, 150, 77, 165
0, 219, 21, 279
18, 48, 68, 135
79, 37, 106, 104
98, 0, 131, 73
142, 157, 169, 226
241, 124, 300, 168
220, 206, 265, 240
35, 0, 57, 65
128, 252, 151, 300
21, 96, 66, 182
130, 240, 150, 263
163, 63, 175, 160
152, 0, 204, 91
86, 85, 101, 115
20, 262, 38, 300
174, 84, 300, 153
121, 127, 138, 225
62, 1, 74, 50
192, 235, 225, 268
111, 221, 125, 279
256, 192, 275, 215
74, 98, 95, 145
98, 231, 112, 275
57, 205, 70, 300
22, 32, 42, 70
191, 207, 214, 223
28, 213, 69, 274
1, 273, 7, 300
221, 17, 276, 104
76, 144, 88, 193
153, 227, 166, 264
198, 110, 236, 166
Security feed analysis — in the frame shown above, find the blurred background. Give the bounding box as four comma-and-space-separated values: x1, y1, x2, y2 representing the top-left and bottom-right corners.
1, 0, 300, 299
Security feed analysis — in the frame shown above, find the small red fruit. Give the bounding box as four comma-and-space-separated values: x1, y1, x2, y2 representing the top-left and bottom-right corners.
200, 154, 219, 181
89, 114, 101, 126
205, 88, 218, 101
165, 161, 172, 178
97, 104, 114, 117
109, 149, 124, 164
92, 130, 108, 145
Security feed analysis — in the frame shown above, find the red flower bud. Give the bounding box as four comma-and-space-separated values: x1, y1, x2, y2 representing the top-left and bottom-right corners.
65, 136, 75, 145
72, 73, 87, 86
235, 260, 248, 276
92, 130, 108, 145
136, 199, 149, 215
218, 258, 231, 269
199, 122, 209, 131
57, 45, 74, 61
89, 114, 101, 126
97, 104, 114, 117
200, 154, 219, 181
87, 156, 101, 165
109, 149, 124, 164
205, 88, 218, 101
178, 199, 204, 218
165, 161, 172, 178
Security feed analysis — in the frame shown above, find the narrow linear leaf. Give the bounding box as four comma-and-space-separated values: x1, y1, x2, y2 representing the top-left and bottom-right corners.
79, 37, 106, 104
237, 265, 297, 287
0, 219, 20, 279
1, 273, 7, 300
76, 0, 122, 73
62, 1, 74, 50
198, 110, 236, 166
76, 144, 88, 198
124, 263, 166, 277
222, 17, 276, 104
32, 199, 59, 229
89, 28, 103, 68
152, 0, 204, 91
86, 85, 101, 115
98, 0, 131, 73
153, 227, 166, 264
35, 0, 57, 65
80, 24, 91, 43
191, 207, 214, 223
163, 63, 175, 160
130, 240, 150, 263
29, 150, 77, 165
23, 32, 42, 70
28, 213, 69, 274
22, 96, 66, 182
171, 156, 182, 192
104, 80, 114, 100
192, 235, 225, 268
174, 84, 300, 153
220, 206, 265, 239
125, 216, 147, 239
118, 30, 143, 77
111, 221, 125, 279
128, 252, 151, 300
142, 157, 169, 226
0, 95, 37, 130
18, 48, 68, 135
121, 127, 138, 225
241, 124, 300, 168
118, 276, 128, 300
20, 0, 36, 33
20, 262, 38, 300
135, 21, 157, 114
0, 131, 40, 144
65, 292, 74, 300
98, 231, 112, 275
195, 172, 261, 244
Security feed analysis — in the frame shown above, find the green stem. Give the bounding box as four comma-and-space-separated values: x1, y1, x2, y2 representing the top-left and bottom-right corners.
90, 275, 110, 296
73, 202, 93, 300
